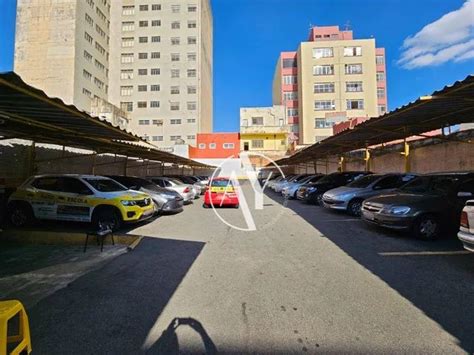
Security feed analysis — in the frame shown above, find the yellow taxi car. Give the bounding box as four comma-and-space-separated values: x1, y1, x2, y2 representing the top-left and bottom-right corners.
7, 174, 155, 230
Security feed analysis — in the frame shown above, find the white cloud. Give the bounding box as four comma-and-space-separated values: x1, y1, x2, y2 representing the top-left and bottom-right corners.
398, 0, 474, 69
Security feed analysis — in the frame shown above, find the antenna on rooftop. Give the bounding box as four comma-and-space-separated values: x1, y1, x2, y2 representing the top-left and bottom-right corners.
343, 21, 352, 31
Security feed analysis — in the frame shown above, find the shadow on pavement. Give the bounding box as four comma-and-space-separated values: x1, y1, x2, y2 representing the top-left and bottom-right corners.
266, 190, 474, 353
27, 237, 205, 354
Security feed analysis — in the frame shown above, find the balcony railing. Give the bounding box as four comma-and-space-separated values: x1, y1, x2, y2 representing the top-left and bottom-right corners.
240, 125, 290, 134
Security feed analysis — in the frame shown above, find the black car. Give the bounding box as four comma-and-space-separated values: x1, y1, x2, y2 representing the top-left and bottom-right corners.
361, 172, 474, 240
301, 171, 371, 205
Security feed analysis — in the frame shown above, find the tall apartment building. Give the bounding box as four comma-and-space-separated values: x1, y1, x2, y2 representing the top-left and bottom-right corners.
273, 26, 387, 145
108, 0, 213, 150
14, 0, 111, 113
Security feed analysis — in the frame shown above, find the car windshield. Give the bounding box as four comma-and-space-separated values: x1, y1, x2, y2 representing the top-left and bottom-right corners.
399, 175, 461, 194
141, 181, 167, 192
169, 178, 184, 185
84, 178, 127, 192
316, 173, 339, 184
211, 179, 233, 187
347, 175, 382, 188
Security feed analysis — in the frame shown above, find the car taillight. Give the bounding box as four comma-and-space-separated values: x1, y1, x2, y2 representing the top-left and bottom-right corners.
460, 211, 469, 228
183, 187, 190, 193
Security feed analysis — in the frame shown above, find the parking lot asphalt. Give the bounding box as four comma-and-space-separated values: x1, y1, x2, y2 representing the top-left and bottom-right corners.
18, 182, 474, 354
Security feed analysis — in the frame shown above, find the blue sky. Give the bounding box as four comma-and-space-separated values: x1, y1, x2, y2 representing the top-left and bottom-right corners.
1, 0, 472, 132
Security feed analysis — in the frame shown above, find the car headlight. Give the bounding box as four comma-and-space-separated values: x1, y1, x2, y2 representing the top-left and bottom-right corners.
385, 206, 411, 215
121, 200, 137, 206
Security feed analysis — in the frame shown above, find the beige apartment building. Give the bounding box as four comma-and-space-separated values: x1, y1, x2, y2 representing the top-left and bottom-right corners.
108, 0, 213, 150
15, 0, 111, 113
273, 26, 387, 145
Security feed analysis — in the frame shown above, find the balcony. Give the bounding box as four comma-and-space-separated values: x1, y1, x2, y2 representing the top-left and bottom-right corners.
240, 125, 290, 135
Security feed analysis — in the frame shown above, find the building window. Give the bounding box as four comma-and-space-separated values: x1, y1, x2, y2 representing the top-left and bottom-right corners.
120, 86, 133, 96
137, 101, 147, 108
187, 135, 196, 140
199, 143, 206, 149
120, 102, 133, 112
251, 117, 263, 125
84, 32, 93, 44
83, 50, 93, 62
151, 36, 160, 43
121, 21, 134, 31
346, 99, 364, 110
171, 69, 180, 78
150, 101, 160, 108
121, 53, 134, 63
139, 37, 148, 43
314, 119, 334, 128
121, 37, 134, 47
312, 47, 333, 58
378, 105, 387, 115
152, 20, 161, 26
314, 100, 335, 110
151, 84, 160, 91
377, 88, 385, 98
171, 53, 180, 61
121, 69, 133, 80
313, 65, 334, 76
139, 4, 148, 11
138, 52, 148, 59
83, 69, 92, 81
171, 37, 180, 45
122, 6, 135, 15
138, 69, 147, 76
152, 4, 161, 11
82, 88, 92, 97
151, 68, 160, 75
346, 81, 363, 92
171, 86, 180, 94
171, 21, 180, 29
187, 52, 197, 61
187, 69, 196, 78
223, 143, 234, 149
283, 91, 298, 100
139, 119, 150, 125
282, 58, 297, 68
283, 75, 297, 85
251, 140, 264, 149
343, 46, 362, 57
187, 102, 196, 110
85, 13, 94, 26
171, 4, 180, 13
152, 135, 163, 142
170, 135, 181, 141
153, 119, 163, 125
376, 72, 385, 81
151, 52, 160, 59
170, 102, 180, 110
187, 86, 197, 94
376, 55, 385, 65
188, 21, 197, 28
142, 135, 150, 141
345, 64, 363, 74
287, 108, 298, 117
187, 36, 197, 44
314, 83, 334, 93
138, 85, 147, 92
187, 118, 196, 123
170, 119, 182, 124
139, 20, 148, 28
188, 5, 197, 12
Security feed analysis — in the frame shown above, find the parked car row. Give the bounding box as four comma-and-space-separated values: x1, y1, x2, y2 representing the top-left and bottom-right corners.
265, 171, 474, 246
5, 174, 210, 231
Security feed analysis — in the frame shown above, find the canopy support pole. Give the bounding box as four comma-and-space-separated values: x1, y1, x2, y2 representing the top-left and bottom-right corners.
364, 148, 371, 172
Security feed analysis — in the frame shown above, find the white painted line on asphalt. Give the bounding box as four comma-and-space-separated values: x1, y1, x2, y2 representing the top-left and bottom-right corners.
317, 219, 362, 222
379, 251, 472, 256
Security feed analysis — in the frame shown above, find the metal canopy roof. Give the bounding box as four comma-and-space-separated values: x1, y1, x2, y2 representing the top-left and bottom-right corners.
0, 72, 210, 168
277, 75, 474, 166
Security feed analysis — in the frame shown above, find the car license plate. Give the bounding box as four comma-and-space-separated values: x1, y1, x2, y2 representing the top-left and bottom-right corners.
364, 211, 375, 220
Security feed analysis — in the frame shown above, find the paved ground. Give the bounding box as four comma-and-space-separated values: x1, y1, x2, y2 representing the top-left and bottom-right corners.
4, 182, 474, 354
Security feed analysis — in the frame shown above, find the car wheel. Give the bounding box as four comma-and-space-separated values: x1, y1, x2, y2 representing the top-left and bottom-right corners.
234, 204, 239, 209
202, 203, 210, 208
412, 214, 440, 240
92, 207, 121, 231
316, 194, 323, 206
348, 199, 363, 217
8, 202, 34, 227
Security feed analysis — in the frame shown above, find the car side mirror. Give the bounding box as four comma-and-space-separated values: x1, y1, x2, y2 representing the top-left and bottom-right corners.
458, 191, 473, 197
